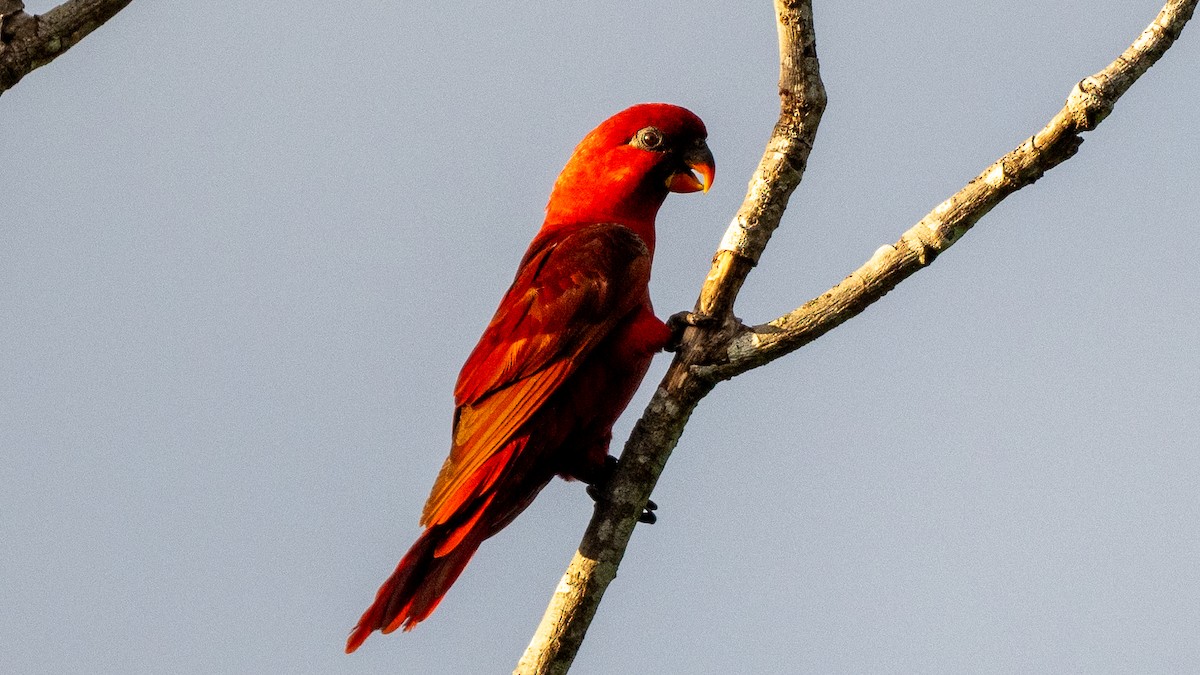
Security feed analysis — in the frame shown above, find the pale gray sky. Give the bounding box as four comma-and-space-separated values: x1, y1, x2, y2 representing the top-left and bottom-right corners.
4, 2, 1198, 673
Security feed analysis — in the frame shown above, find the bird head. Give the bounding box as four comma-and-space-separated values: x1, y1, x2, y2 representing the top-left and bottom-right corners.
544, 103, 714, 239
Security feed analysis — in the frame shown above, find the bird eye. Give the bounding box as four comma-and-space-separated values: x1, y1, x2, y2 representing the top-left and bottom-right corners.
632, 127, 665, 151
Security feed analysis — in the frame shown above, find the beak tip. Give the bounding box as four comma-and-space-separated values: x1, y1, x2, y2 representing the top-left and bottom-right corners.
698, 163, 715, 194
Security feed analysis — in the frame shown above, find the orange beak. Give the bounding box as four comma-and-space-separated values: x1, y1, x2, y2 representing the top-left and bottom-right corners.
666, 139, 715, 194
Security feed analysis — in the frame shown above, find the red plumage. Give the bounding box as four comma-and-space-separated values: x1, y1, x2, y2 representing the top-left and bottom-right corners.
347, 103, 714, 653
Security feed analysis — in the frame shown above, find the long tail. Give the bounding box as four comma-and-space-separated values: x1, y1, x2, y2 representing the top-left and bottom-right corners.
347, 447, 555, 653
345, 524, 482, 653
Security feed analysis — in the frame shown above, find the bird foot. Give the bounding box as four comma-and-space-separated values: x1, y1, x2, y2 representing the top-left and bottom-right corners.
665, 311, 720, 352
587, 456, 658, 524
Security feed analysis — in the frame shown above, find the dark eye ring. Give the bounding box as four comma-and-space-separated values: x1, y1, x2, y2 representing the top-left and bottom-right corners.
633, 127, 665, 151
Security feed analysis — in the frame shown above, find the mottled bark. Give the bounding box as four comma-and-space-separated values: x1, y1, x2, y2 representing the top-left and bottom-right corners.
516, 0, 1197, 673
0, 0, 133, 95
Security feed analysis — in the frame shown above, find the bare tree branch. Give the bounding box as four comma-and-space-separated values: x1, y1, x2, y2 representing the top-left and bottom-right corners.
516, 0, 1196, 672
0, 0, 133, 95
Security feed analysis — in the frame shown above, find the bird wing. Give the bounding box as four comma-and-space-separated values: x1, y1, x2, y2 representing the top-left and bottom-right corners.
419, 223, 653, 527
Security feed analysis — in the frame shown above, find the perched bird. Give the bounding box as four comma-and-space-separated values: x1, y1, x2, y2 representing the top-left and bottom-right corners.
347, 103, 714, 653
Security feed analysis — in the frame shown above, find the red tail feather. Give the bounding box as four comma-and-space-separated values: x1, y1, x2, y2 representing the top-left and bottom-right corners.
345, 525, 482, 653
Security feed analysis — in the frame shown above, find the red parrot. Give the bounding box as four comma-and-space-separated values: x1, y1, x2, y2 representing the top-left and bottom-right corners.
346, 103, 714, 653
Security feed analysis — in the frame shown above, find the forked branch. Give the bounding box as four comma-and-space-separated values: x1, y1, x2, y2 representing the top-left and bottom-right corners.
516, 0, 1196, 673
705, 0, 1198, 382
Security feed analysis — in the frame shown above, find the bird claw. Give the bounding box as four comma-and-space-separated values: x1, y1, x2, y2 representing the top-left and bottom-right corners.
587, 456, 659, 525
665, 311, 719, 352
639, 499, 658, 524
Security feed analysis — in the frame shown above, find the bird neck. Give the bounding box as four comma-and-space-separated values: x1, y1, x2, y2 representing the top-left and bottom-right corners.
542, 164, 667, 254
